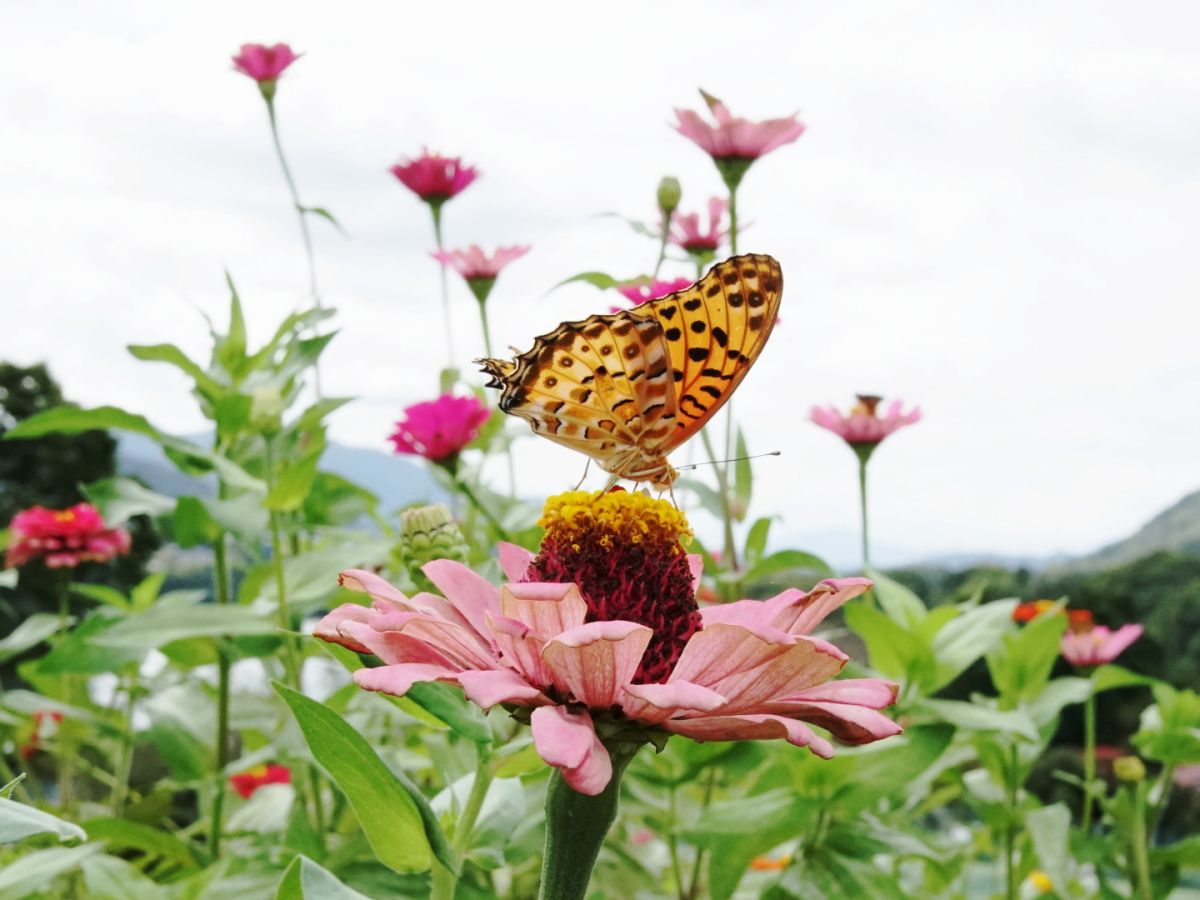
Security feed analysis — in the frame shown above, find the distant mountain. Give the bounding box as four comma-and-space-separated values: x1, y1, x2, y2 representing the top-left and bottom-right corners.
1051, 488, 1200, 573
117, 433, 446, 512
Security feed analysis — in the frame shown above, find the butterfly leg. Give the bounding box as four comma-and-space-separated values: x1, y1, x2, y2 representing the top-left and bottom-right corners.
573, 458, 591, 491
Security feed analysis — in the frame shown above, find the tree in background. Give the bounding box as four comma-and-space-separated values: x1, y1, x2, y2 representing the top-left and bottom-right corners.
0, 362, 157, 634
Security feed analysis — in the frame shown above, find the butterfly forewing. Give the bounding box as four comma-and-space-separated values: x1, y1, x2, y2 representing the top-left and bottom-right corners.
629, 253, 781, 450
479, 253, 781, 485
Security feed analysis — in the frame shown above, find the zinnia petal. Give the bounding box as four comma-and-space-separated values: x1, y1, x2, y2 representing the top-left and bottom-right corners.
542, 621, 653, 708
530, 706, 612, 796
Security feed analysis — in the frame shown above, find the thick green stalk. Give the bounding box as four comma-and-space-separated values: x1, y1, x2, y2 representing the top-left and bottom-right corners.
209, 532, 233, 857
667, 786, 685, 899
476, 298, 495, 359
54, 574, 74, 813
265, 96, 322, 397
538, 743, 639, 900
1082, 691, 1097, 832
430, 203, 456, 368
264, 441, 302, 689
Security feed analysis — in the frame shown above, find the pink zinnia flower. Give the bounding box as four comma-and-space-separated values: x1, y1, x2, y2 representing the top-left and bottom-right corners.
316, 490, 900, 796
1061, 624, 1144, 668
431, 244, 529, 304
669, 197, 730, 257
229, 763, 292, 798
674, 90, 806, 191
5, 503, 131, 569
615, 277, 693, 308
390, 150, 478, 205
231, 43, 301, 84
389, 394, 490, 467
810, 395, 922, 449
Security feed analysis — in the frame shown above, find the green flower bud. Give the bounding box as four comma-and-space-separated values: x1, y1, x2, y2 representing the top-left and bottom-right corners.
1114, 755, 1146, 783
401, 505, 470, 574
657, 176, 682, 216
249, 385, 285, 433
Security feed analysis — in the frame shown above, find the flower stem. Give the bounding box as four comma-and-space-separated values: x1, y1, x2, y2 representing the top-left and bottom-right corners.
699, 426, 739, 576
1005, 743, 1020, 900
728, 187, 739, 256
667, 786, 685, 898
476, 298, 494, 359
684, 767, 718, 899
209, 531, 232, 857
1131, 781, 1153, 900
654, 211, 673, 279
538, 742, 639, 900
858, 455, 870, 570
430, 203, 456, 368
432, 749, 495, 900
108, 669, 137, 817
453, 475, 512, 545
1082, 691, 1097, 833
54, 573, 74, 813
265, 96, 322, 397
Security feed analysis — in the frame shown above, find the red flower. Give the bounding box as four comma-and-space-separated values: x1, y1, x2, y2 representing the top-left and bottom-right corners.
389, 394, 490, 465
18, 710, 64, 759
810, 395, 921, 448
229, 763, 291, 798
5, 503, 131, 569
390, 150, 478, 205
232, 43, 301, 83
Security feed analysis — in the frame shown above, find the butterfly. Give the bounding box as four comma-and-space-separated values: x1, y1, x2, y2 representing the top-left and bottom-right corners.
479, 254, 782, 490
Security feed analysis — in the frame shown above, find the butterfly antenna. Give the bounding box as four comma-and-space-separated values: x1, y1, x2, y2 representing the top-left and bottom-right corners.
676, 451, 781, 472
573, 458, 591, 491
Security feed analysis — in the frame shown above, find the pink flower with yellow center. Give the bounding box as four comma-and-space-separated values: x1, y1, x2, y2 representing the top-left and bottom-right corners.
231, 43, 301, 83
229, 763, 292, 798
1061, 623, 1143, 668
316, 490, 900, 795
389, 394, 490, 468
390, 150, 478, 206
674, 90, 806, 191
810, 395, 922, 450
5, 503, 131, 569
614, 277, 693, 308
669, 197, 731, 258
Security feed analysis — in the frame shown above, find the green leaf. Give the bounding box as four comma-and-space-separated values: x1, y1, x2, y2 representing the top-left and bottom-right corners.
92, 604, 278, 649
915, 698, 1039, 741
405, 682, 491, 744
146, 720, 211, 782
0, 843, 102, 898
928, 599, 1018, 692
4, 404, 157, 440
0, 796, 87, 844
1029, 677, 1092, 730
865, 568, 927, 629
844, 604, 935, 687
277, 855, 371, 900
677, 477, 725, 520
1026, 803, 1071, 893
0, 614, 60, 664
215, 273, 248, 376
81, 853, 169, 900
1092, 664, 1159, 694
274, 682, 446, 873
987, 610, 1067, 705
32, 613, 146, 675
742, 548, 834, 585
128, 343, 225, 398
302, 206, 346, 234
81, 817, 200, 869
742, 517, 772, 568
265, 453, 323, 512
69, 584, 130, 610
551, 271, 621, 292
171, 496, 220, 547
81, 477, 176, 524
173, 494, 268, 548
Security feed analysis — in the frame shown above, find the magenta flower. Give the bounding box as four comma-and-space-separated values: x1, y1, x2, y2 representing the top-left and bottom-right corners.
5, 503, 131, 569
316, 490, 900, 795
390, 150, 479, 206
389, 394, 490, 467
811, 395, 922, 449
615, 277, 693, 308
674, 90, 805, 192
670, 197, 730, 258
1061, 624, 1144, 668
232, 43, 301, 84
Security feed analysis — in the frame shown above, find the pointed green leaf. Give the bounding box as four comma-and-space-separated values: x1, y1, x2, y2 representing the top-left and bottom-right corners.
277, 855, 370, 900
0, 843, 102, 898
0, 797, 87, 844
865, 568, 927, 629
81, 477, 176, 525
128, 343, 224, 398
0, 614, 61, 664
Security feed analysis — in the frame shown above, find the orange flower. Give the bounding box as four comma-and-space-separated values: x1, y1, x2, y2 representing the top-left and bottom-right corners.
229, 763, 291, 798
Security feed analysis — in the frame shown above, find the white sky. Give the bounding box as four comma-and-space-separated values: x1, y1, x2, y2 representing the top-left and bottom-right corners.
2, 1, 1198, 567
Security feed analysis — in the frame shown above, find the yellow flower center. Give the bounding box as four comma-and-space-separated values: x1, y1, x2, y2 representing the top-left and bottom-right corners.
538, 490, 692, 550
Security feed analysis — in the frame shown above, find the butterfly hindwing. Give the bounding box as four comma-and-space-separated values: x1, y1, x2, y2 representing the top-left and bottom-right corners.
630, 253, 781, 451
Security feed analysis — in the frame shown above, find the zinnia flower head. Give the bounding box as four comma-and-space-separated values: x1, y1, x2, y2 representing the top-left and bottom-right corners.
615, 277, 693, 308
670, 197, 730, 259
232, 43, 301, 98
390, 149, 478, 207
1012, 600, 1093, 630
1061, 622, 1143, 668
673, 90, 806, 191
316, 489, 900, 796
5, 503, 131, 569
389, 394, 490, 469
810, 395, 921, 459
229, 763, 291, 798
431, 244, 530, 304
